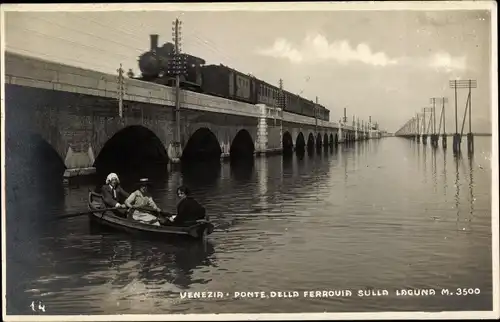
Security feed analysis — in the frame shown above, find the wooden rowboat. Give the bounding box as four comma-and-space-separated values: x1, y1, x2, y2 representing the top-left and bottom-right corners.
87, 191, 214, 240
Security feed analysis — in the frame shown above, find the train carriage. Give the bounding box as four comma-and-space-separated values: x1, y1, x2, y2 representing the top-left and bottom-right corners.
200, 64, 257, 104
138, 34, 332, 123
256, 80, 280, 107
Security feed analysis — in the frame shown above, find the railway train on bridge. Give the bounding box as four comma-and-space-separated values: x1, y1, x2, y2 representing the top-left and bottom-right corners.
136, 34, 330, 122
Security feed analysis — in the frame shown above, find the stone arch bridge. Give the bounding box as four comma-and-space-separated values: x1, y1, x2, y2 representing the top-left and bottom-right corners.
4, 52, 379, 181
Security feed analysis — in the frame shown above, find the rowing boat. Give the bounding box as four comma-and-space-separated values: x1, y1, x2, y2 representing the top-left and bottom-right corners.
87, 191, 214, 240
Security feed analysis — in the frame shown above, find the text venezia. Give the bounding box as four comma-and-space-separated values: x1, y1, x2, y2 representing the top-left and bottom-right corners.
179, 288, 481, 299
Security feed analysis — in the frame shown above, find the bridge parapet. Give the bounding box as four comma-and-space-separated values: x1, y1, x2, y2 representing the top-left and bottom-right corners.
5, 52, 262, 118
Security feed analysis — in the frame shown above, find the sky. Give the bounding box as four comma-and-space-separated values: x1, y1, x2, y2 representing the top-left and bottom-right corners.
2, 4, 495, 133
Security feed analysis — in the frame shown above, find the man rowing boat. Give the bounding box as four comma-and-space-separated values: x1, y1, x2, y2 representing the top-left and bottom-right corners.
124, 178, 162, 226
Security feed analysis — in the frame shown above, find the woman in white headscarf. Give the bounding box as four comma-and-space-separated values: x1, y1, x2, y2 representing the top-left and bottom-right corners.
101, 173, 130, 211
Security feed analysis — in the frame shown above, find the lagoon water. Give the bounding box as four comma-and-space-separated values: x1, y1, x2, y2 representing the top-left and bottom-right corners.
5, 137, 494, 315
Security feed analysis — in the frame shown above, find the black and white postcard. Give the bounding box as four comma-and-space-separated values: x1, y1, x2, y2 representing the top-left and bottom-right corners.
1, 2, 498, 321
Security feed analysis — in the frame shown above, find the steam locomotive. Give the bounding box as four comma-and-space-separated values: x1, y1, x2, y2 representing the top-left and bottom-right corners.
136, 34, 330, 121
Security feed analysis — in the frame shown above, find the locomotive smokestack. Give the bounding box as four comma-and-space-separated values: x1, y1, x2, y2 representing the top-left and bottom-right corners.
150, 34, 159, 51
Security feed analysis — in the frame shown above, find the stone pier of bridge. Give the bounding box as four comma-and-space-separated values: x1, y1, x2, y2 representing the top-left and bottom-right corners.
4, 52, 380, 182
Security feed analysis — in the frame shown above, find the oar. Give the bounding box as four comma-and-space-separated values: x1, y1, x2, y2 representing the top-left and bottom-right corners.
52, 207, 119, 221
132, 207, 176, 218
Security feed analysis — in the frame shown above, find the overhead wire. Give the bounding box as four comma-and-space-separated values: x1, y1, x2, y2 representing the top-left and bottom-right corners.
54, 13, 241, 72
30, 16, 146, 54
6, 46, 118, 73
7, 25, 138, 62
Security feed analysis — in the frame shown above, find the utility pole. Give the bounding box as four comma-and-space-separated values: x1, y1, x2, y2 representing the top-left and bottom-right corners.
449, 79, 477, 154
279, 78, 285, 118
433, 97, 448, 149
467, 79, 475, 154
171, 18, 186, 161
315, 96, 318, 132
424, 107, 433, 145
416, 113, 420, 143
421, 108, 427, 144
442, 97, 447, 148
117, 63, 124, 118
173, 19, 181, 150
430, 97, 438, 146
278, 78, 285, 149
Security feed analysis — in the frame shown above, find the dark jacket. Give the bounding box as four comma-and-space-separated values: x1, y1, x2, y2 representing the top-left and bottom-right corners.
101, 184, 130, 208
174, 197, 206, 225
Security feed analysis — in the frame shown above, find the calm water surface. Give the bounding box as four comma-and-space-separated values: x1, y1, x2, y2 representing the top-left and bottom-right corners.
6, 137, 494, 314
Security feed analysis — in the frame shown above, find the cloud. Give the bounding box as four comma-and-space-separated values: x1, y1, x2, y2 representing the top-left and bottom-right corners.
428, 51, 467, 72
257, 34, 468, 72
257, 38, 305, 64
256, 34, 398, 67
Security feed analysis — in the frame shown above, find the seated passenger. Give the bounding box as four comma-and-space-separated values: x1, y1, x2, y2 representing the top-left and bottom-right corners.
101, 173, 129, 217
170, 186, 206, 226
125, 178, 162, 226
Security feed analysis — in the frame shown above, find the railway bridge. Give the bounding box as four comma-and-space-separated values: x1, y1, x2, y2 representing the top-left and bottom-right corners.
4, 52, 381, 182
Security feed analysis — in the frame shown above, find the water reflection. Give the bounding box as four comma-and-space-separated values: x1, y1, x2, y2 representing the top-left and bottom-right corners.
181, 160, 221, 191
422, 146, 428, 184
454, 153, 461, 232
6, 137, 493, 314
342, 145, 348, 184
468, 154, 475, 226
442, 150, 448, 199
256, 157, 269, 209
417, 143, 421, 172
229, 158, 255, 183
23, 235, 216, 314
431, 148, 438, 194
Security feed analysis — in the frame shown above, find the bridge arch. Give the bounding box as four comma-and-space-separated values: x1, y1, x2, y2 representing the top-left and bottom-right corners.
7, 131, 66, 179
315, 133, 322, 150
182, 127, 221, 162
307, 133, 315, 149
282, 131, 294, 154
334, 133, 339, 145
329, 134, 334, 147
295, 132, 306, 151
323, 133, 328, 149
94, 125, 168, 172
230, 129, 255, 160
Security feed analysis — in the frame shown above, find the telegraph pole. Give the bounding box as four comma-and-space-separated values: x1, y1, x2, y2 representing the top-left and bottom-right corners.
433, 97, 448, 149
467, 79, 475, 154
415, 113, 420, 142
430, 98, 438, 147
421, 108, 427, 144
442, 97, 447, 148
173, 18, 182, 155
449, 79, 477, 154
315, 96, 318, 132
117, 63, 124, 118
167, 18, 188, 162
424, 107, 434, 145
279, 78, 285, 118
368, 115, 372, 140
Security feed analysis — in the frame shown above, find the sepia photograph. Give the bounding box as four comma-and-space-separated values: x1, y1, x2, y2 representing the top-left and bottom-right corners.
1, 2, 498, 320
